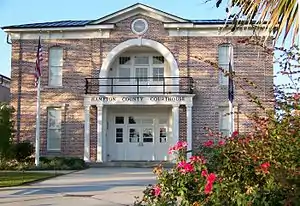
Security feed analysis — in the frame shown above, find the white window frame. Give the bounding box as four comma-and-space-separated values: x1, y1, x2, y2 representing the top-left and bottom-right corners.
48, 47, 63, 87
218, 44, 233, 86
117, 54, 165, 83
47, 107, 62, 151
219, 106, 230, 136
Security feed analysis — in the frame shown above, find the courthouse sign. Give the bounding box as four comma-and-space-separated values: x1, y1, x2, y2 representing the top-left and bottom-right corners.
86, 95, 194, 106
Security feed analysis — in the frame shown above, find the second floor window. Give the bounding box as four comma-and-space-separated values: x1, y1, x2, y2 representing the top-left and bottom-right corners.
117, 55, 165, 82
49, 47, 63, 86
218, 44, 233, 86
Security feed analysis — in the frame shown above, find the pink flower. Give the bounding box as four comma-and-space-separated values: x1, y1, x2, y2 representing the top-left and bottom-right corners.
203, 140, 214, 147
177, 161, 194, 174
175, 141, 188, 150
218, 140, 226, 146
260, 162, 271, 174
204, 173, 217, 195
293, 93, 300, 101
152, 185, 161, 196
204, 182, 213, 194
207, 173, 217, 183
168, 141, 188, 154
231, 131, 239, 138
201, 169, 208, 177
189, 155, 206, 164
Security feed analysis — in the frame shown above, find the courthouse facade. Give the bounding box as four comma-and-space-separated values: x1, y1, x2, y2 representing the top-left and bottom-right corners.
2, 3, 273, 162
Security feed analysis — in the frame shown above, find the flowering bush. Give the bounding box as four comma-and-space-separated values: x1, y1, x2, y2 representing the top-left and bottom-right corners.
134, 141, 219, 205
135, 45, 299, 205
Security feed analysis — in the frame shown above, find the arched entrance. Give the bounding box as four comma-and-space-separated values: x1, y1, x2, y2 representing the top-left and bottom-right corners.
83, 38, 194, 163
99, 38, 179, 79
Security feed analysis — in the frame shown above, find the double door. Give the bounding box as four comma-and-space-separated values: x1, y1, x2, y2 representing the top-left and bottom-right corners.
109, 115, 169, 161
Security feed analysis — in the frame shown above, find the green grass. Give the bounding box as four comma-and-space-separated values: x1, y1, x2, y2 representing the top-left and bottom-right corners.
0, 172, 58, 187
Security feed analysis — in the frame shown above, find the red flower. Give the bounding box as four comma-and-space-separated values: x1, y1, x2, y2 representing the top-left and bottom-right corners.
260, 162, 271, 174
153, 185, 161, 196
293, 93, 300, 101
231, 131, 239, 138
201, 170, 208, 177
218, 140, 226, 146
168, 141, 188, 154
177, 161, 194, 174
203, 140, 214, 147
189, 155, 206, 164
204, 182, 213, 194
207, 173, 217, 183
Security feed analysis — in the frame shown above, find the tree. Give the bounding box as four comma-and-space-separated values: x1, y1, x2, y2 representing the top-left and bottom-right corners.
215, 0, 299, 45
0, 103, 15, 161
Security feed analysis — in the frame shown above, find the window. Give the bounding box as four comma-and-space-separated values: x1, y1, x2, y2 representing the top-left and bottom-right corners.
134, 56, 149, 65
47, 108, 61, 150
115, 116, 124, 124
153, 56, 164, 64
115, 128, 123, 143
219, 107, 230, 136
119, 56, 131, 65
129, 128, 140, 143
143, 128, 153, 143
118, 68, 131, 82
136, 67, 148, 81
153, 67, 164, 81
159, 127, 167, 143
218, 44, 233, 86
49, 47, 63, 86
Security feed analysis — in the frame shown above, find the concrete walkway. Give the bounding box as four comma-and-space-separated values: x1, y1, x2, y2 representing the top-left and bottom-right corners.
0, 168, 156, 206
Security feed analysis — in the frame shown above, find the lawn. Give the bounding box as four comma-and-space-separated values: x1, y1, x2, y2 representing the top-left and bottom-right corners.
0, 172, 59, 187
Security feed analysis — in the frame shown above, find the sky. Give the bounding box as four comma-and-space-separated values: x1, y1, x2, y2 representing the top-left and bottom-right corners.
0, 0, 228, 78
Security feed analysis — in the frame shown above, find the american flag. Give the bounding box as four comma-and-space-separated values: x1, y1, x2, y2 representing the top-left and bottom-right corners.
34, 37, 43, 86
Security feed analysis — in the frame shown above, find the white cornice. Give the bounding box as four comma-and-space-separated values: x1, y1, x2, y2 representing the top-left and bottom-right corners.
3, 24, 115, 32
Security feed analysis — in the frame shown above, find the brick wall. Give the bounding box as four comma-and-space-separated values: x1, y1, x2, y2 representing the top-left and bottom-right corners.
10, 14, 273, 158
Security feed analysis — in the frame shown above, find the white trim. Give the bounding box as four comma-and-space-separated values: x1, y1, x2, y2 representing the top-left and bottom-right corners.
186, 105, 192, 159
96, 105, 103, 162
171, 105, 179, 161
131, 18, 149, 35
84, 94, 195, 106
8, 30, 110, 40
3, 24, 114, 32
167, 28, 269, 37
84, 105, 90, 162
90, 4, 187, 24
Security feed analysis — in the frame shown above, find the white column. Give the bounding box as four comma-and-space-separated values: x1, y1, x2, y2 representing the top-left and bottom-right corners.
186, 105, 193, 160
96, 104, 103, 162
171, 104, 179, 161
102, 106, 107, 162
84, 105, 90, 162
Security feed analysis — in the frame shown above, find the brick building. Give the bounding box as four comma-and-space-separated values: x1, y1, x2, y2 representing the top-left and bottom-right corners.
2, 3, 273, 162
0, 74, 11, 102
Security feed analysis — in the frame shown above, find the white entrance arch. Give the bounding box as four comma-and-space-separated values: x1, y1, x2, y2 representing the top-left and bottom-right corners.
99, 38, 179, 79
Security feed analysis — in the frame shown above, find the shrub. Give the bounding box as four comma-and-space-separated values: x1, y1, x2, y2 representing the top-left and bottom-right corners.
11, 141, 34, 163
0, 103, 15, 161
37, 157, 87, 170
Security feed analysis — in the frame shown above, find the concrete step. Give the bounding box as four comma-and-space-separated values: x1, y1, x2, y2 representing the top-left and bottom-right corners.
87, 161, 175, 168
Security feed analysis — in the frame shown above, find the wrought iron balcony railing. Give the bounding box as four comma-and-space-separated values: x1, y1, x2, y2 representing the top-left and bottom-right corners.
85, 77, 194, 95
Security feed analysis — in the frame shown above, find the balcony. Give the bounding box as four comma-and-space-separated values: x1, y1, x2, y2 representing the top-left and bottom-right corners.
85, 77, 194, 95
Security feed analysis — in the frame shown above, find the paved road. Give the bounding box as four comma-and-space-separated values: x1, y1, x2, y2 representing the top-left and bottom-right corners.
0, 168, 156, 206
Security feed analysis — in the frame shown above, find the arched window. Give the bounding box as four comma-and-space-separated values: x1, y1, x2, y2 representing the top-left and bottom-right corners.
49, 47, 63, 86
218, 44, 233, 86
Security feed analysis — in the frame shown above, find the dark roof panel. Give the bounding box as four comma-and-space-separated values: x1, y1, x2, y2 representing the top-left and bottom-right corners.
2, 20, 91, 29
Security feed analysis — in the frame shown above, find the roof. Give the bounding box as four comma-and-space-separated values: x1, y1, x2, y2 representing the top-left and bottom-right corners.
1, 3, 249, 30
2, 20, 91, 29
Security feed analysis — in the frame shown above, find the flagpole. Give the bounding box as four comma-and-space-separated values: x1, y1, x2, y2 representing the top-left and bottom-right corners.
228, 45, 234, 135
35, 76, 41, 166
